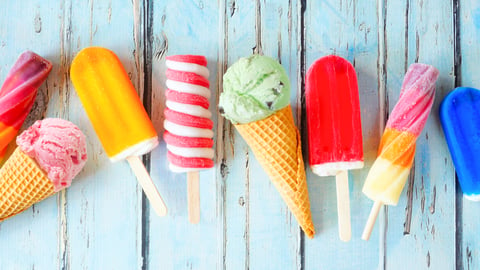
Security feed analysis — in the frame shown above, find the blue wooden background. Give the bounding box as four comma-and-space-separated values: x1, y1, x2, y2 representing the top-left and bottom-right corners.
0, 0, 477, 269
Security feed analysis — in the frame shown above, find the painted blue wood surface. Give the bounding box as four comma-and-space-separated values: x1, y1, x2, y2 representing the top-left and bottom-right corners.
0, 0, 477, 269
384, 1, 456, 269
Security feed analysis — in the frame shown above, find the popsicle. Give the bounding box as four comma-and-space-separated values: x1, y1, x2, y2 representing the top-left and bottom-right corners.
440, 87, 480, 201
362, 63, 438, 240
70, 47, 167, 216
305, 55, 363, 241
164, 55, 214, 223
0, 51, 52, 164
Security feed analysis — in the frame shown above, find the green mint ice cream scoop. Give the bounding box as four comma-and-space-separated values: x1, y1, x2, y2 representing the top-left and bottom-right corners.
219, 55, 291, 124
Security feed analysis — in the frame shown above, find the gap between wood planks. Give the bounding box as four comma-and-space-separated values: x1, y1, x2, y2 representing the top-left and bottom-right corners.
452, 0, 463, 269
376, 0, 388, 267
139, 0, 153, 269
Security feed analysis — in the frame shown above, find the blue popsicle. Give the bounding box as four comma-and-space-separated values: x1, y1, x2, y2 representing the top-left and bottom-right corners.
440, 87, 480, 201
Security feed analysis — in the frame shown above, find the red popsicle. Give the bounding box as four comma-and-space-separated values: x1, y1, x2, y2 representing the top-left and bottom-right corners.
305, 55, 364, 241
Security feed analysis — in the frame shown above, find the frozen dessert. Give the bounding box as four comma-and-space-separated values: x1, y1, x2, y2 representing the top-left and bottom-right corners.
164, 55, 214, 172
163, 54, 214, 223
0, 118, 87, 221
70, 47, 158, 161
70, 46, 167, 216
440, 87, 480, 201
362, 63, 438, 240
16, 118, 87, 191
305, 55, 364, 241
220, 54, 315, 238
0, 51, 52, 164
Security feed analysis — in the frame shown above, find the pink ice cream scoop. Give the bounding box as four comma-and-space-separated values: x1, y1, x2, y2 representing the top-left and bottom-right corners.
16, 118, 88, 191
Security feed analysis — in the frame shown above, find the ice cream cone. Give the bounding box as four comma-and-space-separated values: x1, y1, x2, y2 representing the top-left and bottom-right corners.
235, 105, 315, 238
0, 147, 55, 221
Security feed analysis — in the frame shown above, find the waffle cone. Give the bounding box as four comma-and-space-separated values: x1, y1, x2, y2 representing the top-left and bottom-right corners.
235, 105, 315, 238
0, 148, 55, 221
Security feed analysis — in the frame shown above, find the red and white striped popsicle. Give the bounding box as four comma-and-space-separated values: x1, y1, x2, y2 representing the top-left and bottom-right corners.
163, 55, 214, 223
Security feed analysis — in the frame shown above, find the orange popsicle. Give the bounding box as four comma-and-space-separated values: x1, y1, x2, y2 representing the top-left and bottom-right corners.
70, 47, 167, 216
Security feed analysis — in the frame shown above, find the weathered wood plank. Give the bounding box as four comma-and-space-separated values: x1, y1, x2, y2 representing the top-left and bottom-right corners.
248, 0, 303, 269
384, 0, 456, 269
0, 1, 65, 269
148, 1, 221, 269
0, 1, 467, 269
222, 1, 257, 269
457, 0, 480, 269
64, 0, 143, 269
303, 0, 381, 269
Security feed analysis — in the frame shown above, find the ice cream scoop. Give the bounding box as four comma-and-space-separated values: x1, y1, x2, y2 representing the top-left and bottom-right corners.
220, 54, 315, 238
70, 47, 158, 161
0, 118, 87, 221
0, 51, 52, 164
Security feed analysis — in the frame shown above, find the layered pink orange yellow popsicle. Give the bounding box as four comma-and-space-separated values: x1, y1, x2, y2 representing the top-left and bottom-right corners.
0, 51, 52, 163
362, 63, 439, 240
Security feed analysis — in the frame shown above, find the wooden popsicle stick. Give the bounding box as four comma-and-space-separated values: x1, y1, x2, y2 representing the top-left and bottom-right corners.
187, 171, 200, 224
126, 156, 167, 216
336, 170, 351, 242
362, 201, 383, 240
